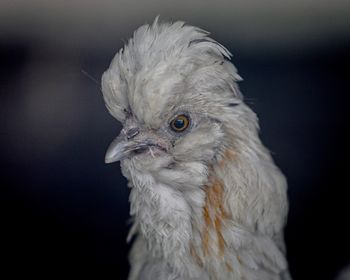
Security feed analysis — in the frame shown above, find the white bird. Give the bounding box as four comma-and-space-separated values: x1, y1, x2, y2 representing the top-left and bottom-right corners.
102, 17, 291, 280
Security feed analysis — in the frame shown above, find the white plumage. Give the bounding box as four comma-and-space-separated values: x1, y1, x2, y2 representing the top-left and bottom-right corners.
102, 17, 291, 280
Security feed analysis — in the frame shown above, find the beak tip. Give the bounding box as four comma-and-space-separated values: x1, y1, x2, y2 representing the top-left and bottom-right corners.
105, 154, 117, 164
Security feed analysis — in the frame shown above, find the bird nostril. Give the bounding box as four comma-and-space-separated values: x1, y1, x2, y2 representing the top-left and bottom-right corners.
126, 127, 139, 139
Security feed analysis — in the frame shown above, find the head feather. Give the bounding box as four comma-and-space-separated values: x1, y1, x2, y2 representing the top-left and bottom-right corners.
102, 17, 242, 124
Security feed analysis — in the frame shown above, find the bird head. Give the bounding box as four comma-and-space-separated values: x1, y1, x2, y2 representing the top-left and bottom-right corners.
101, 18, 260, 192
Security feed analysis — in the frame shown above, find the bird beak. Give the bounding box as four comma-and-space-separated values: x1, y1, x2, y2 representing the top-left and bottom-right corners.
105, 133, 155, 163
105, 129, 167, 164
105, 134, 128, 163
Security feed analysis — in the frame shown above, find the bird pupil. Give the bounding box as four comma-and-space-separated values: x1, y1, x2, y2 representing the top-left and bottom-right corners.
174, 119, 184, 129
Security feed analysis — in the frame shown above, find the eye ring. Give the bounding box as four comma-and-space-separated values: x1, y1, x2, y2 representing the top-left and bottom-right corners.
170, 114, 190, 132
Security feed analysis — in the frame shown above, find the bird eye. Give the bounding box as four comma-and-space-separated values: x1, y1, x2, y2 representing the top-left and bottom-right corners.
170, 114, 190, 132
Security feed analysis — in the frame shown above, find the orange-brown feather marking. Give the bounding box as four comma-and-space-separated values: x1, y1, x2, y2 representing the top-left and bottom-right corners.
200, 149, 236, 272
181, 150, 234, 269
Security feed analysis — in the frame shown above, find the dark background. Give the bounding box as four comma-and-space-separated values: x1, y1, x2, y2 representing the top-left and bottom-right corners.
1, 1, 349, 279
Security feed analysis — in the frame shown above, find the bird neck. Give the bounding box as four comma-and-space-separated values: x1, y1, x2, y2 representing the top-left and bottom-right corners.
126, 150, 237, 276
127, 141, 289, 278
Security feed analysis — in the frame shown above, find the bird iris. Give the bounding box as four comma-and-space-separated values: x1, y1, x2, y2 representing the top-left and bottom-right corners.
170, 114, 190, 132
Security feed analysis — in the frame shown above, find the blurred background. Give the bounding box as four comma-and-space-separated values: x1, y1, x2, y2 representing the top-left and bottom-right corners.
1, 0, 349, 279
